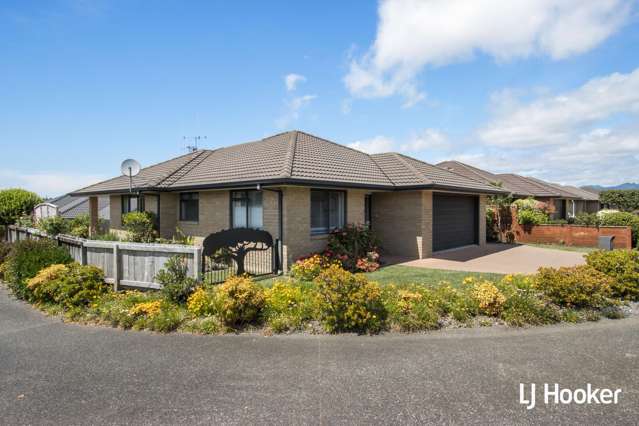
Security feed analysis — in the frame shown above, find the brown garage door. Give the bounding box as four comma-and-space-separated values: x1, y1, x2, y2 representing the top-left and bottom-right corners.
433, 193, 479, 252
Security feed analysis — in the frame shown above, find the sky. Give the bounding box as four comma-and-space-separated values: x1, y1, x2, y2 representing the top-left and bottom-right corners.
1, 0, 638, 197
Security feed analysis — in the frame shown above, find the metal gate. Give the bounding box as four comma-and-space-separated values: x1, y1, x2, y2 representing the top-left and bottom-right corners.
201, 228, 280, 284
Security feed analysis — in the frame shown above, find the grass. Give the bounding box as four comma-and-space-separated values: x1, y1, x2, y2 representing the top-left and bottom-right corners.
365, 265, 504, 288
261, 265, 504, 289
523, 243, 597, 253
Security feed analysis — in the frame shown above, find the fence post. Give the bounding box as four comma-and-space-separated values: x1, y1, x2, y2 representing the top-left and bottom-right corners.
81, 242, 87, 266
193, 246, 202, 282
112, 243, 120, 291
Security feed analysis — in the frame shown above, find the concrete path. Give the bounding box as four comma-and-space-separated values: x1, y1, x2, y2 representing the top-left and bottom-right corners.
1, 285, 638, 425
399, 243, 587, 274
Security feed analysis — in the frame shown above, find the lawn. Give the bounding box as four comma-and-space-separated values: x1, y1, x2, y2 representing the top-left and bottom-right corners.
364, 265, 504, 288
260, 265, 504, 289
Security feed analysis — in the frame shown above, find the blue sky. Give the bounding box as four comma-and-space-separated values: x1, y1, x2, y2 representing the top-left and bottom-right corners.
1, 0, 638, 196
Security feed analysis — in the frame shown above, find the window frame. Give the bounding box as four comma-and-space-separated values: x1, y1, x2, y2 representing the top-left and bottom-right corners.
121, 194, 141, 214
364, 193, 372, 228
310, 189, 347, 236
179, 192, 199, 222
230, 190, 263, 229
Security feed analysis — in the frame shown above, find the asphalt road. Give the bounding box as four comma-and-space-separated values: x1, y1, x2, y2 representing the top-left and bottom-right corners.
1, 286, 638, 425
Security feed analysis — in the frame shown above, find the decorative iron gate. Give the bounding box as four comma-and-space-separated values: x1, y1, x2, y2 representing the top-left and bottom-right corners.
202, 228, 280, 284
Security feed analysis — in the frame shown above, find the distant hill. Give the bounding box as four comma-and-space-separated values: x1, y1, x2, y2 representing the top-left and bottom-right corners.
582, 183, 639, 192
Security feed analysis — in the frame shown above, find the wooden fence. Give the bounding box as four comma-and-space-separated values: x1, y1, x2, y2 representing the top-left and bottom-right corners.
7, 225, 202, 290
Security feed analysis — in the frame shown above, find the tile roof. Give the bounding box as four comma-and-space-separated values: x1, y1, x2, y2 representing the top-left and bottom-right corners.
72, 131, 506, 195
436, 160, 531, 196
495, 174, 561, 197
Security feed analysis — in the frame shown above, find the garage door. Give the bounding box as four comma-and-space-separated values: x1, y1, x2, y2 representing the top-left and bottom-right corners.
433, 193, 479, 252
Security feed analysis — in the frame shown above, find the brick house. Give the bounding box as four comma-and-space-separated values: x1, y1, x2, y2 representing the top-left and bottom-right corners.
436, 161, 600, 220
72, 131, 505, 270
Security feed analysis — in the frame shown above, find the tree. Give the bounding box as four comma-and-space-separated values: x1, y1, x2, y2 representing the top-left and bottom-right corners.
0, 189, 42, 227
600, 190, 639, 212
487, 182, 514, 242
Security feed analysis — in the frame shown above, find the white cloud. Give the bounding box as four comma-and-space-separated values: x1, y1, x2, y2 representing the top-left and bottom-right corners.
400, 129, 449, 152
480, 68, 639, 146
276, 94, 317, 128
284, 73, 306, 91
345, 0, 632, 105
348, 136, 396, 154
0, 170, 108, 198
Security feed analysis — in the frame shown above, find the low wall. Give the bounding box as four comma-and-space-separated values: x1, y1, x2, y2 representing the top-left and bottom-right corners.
7, 225, 202, 289
509, 214, 632, 249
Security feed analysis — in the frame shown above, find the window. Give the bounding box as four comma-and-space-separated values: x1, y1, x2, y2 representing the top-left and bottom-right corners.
231, 190, 263, 229
311, 190, 345, 235
121, 195, 140, 214
364, 194, 372, 228
179, 192, 199, 222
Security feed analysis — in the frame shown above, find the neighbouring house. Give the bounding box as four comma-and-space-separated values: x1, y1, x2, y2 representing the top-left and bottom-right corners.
33, 194, 110, 222
436, 160, 600, 220
71, 131, 506, 269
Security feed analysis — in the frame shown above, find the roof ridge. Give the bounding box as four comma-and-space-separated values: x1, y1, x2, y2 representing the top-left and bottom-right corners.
145, 150, 204, 188
390, 153, 432, 185
369, 155, 397, 187
295, 130, 376, 158
440, 161, 492, 184
280, 131, 298, 178
156, 150, 214, 188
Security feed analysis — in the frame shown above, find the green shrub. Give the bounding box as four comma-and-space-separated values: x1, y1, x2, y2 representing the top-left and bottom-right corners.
597, 211, 639, 247
27, 263, 107, 308
37, 216, 69, 236
585, 249, 639, 300
88, 290, 162, 329
0, 188, 42, 227
573, 212, 600, 226
382, 284, 439, 331
4, 239, 73, 300
517, 209, 549, 225
213, 275, 264, 327
155, 256, 199, 304
0, 241, 12, 264
325, 224, 381, 272
262, 280, 317, 332
92, 232, 120, 241
431, 282, 478, 322
496, 275, 560, 326
314, 265, 386, 333
534, 265, 614, 309
122, 211, 157, 243
68, 214, 90, 238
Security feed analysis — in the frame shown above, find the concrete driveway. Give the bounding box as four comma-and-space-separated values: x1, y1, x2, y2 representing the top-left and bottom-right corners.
1, 286, 638, 425
398, 243, 587, 274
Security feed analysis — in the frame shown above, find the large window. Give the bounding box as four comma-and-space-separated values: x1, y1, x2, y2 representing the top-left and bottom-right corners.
121, 195, 140, 214
311, 190, 345, 235
231, 190, 263, 229
179, 192, 199, 222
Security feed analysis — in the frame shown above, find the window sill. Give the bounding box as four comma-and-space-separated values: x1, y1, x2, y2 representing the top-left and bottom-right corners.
310, 234, 329, 240
178, 220, 199, 225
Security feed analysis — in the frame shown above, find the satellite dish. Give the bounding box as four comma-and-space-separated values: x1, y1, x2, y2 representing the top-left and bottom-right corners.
121, 159, 141, 177
120, 159, 141, 193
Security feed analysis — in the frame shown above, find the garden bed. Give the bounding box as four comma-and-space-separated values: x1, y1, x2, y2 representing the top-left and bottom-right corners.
2, 238, 639, 336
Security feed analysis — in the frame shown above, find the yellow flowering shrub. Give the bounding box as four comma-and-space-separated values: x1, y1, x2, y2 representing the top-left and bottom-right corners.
472, 281, 506, 316
214, 275, 264, 327
431, 282, 477, 322
263, 280, 316, 332
27, 264, 68, 289
129, 300, 162, 318
382, 284, 439, 331
315, 264, 386, 333
187, 287, 216, 316
290, 255, 336, 281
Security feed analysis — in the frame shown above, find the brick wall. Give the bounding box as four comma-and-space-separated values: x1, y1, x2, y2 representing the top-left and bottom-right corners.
109, 195, 122, 229
478, 194, 487, 248
372, 190, 432, 259
511, 209, 632, 249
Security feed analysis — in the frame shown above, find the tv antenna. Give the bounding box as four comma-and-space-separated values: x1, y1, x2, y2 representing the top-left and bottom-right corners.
120, 159, 141, 193
183, 136, 206, 152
